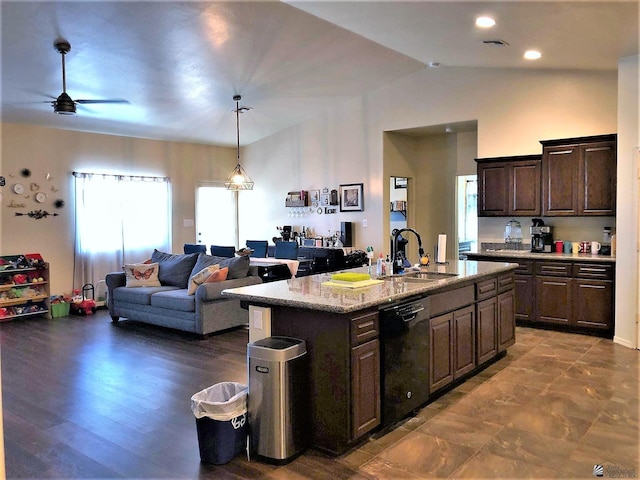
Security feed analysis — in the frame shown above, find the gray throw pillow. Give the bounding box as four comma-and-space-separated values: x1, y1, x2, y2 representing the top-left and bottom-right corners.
191, 253, 250, 280
151, 250, 199, 288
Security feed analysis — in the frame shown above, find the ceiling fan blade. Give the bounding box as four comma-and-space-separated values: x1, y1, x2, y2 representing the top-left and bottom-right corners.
75, 99, 130, 104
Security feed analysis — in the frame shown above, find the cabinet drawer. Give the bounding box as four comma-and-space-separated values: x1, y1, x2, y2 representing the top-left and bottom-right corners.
536, 262, 571, 277
513, 260, 534, 275
431, 285, 475, 317
498, 273, 515, 293
573, 263, 614, 280
350, 311, 379, 345
476, 277, 498, 301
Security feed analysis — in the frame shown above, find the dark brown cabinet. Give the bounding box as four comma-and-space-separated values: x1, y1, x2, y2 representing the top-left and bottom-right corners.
429, 304, 476, 392
351, 339, 380, 439
497, 290, 516, 351
541, 134, 617, 216
271, 307, 380, 454
476, 155, 541, 217
429, 312, 454, 392
476, 296, 498, 364
466, 254, 615, 337
572, 263, 615, 331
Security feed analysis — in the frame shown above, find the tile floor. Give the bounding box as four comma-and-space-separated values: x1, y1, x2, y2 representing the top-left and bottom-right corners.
340, 327, 639, 479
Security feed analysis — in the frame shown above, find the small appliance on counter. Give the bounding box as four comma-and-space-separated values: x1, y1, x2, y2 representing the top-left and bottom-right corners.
530, 218, 553, 253
504, 219, 523, 245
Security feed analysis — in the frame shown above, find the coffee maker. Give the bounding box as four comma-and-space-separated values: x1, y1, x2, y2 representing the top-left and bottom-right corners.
530, 218, 553, 253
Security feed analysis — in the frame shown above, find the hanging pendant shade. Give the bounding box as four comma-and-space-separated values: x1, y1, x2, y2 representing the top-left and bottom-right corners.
225, 94, 254, 191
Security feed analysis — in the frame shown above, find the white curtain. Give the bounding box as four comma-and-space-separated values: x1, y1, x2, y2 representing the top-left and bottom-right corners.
73, 172, 171, 289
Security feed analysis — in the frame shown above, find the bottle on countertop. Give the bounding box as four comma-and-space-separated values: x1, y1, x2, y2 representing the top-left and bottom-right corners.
385, 255, 392, 277
376, 253, 384, 277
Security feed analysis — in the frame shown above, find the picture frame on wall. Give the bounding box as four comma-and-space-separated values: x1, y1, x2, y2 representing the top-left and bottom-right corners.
339, 183, 364, 212
394, 177, 407, 189
309, 190, 320, 203
320, 193, 330, 206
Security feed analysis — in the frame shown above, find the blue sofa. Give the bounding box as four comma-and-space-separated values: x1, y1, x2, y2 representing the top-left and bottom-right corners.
106, 250, 262, 336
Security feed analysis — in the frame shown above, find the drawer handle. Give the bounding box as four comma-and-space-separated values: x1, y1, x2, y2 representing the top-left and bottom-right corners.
580, 267, 606, 273
546, 281, 567, 286
357, 320, 375, 330
580, 284, 606, 290
543, 266, 566, 270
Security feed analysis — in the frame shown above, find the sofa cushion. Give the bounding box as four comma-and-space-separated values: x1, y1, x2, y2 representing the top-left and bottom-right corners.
206, 267, 228, 283
151, 250, 199, 288
187, 264, 220, 295
192, 253, 249, 280
124, 262, 161, 287
113, 285, 178, 305
150, 289, 195, 312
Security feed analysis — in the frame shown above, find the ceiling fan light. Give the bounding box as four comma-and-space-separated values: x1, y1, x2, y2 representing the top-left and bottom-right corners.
54, 92, 76, 115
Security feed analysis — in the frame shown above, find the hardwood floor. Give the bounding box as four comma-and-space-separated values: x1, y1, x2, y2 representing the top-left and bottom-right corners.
1, 310, 638, 479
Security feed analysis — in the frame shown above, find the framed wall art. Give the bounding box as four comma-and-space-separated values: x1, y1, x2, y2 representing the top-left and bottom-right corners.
339, 183, 364, 212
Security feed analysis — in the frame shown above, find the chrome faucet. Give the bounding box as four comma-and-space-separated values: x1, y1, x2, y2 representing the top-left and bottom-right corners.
391, 228, 425, 274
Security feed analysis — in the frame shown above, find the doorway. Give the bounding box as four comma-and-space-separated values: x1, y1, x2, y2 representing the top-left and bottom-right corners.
456, 175, 478, 256
195, 182, 238, 248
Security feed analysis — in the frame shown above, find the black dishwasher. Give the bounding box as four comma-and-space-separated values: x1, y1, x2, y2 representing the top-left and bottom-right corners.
380, 298, 430, 426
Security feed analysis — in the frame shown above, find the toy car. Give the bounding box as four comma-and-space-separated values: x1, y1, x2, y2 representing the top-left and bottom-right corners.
70, 284, 97, 315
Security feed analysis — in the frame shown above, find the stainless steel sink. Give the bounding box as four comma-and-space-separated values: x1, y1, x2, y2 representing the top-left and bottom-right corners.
385, 271, 459, 283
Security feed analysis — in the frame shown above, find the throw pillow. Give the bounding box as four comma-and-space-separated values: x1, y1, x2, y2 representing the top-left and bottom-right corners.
187, 264, 220, 295
125, 262, 161, 287
205, 267, 228, 283
190, 253, 250, 280
151, 250, 199, 288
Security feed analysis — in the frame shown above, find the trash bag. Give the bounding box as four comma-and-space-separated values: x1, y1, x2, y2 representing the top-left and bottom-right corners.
190, 382, 248, 465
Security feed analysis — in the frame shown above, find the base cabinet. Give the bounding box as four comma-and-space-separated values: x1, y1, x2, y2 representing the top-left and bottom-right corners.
351, 339, 380, 439
476, 297, 498, 365
497, 290, 516, 351
466, 254, 615, 336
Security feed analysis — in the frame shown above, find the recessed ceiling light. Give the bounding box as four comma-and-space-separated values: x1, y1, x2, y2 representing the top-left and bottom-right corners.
524, 50, 542, 60
476, 16, 496, 28
428, 61, 442, 68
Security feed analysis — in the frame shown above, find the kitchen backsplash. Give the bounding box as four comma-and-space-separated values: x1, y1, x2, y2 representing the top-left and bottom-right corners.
478, 216, 616, 245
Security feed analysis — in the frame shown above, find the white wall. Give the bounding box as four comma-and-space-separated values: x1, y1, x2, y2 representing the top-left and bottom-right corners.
1, 124, 237, 295
240, 66, 617, 256
615, 55, 640, 348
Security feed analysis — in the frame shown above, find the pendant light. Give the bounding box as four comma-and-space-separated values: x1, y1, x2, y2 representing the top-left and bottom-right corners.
225, 94, 254, 190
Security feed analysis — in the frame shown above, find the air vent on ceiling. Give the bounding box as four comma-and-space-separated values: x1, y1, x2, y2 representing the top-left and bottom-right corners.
482, 39, 510, 46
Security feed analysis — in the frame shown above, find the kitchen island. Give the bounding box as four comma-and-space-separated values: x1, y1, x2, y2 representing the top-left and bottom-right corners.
223, 260, 517, 455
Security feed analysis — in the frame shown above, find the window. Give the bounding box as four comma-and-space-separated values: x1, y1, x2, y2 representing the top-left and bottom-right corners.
73, 172, 171, 288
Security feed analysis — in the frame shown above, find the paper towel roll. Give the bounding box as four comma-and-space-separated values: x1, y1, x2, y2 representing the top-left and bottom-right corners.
437, 234, 447, 263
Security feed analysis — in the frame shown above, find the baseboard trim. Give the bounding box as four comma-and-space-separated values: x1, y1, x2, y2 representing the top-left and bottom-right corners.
613, 335, 636, 349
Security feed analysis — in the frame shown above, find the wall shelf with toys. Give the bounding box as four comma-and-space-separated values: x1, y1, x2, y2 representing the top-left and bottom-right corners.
0, 254, 50, 321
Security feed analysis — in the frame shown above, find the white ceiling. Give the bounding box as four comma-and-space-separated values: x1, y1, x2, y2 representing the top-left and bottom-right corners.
1, 1, 637, 147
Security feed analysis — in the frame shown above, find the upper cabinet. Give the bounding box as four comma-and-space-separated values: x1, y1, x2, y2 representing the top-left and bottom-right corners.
476, 154, 541, 217
541, 134, 617, 216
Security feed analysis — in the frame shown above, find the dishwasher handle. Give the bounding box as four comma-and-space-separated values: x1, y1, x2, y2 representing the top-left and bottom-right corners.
400, 305, 424, 322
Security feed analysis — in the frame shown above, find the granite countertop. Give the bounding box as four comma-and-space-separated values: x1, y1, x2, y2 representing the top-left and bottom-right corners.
466, 250, 616, 263
222, 260, 517, 314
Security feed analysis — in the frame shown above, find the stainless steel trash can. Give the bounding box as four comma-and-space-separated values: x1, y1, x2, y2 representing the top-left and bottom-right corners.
247, 336, 308, 463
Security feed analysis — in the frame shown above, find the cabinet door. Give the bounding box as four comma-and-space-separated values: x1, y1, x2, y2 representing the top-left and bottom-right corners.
453, 306, 475, 379
514, 274, 535, 322
497, 290, 515, 351
511, 161, 541, 216
572, 280, 614, 331
476, 297, 498, 365
536, 276, 572, 325
429, 313, 454, 392
478, 163, 509, 216
581, 142, 616, 215
542, 146, 579, 216
351, 339, 381, 439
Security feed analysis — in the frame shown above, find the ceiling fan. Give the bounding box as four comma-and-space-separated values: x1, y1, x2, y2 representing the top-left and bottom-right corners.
49, 39, 129, 115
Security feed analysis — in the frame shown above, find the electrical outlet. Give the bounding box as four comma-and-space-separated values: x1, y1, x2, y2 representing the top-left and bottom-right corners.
363, 219, 368, 228
253, 310, 263, 329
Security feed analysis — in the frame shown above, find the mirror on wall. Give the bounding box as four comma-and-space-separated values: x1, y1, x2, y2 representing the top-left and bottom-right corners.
390, 175, 408, 231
